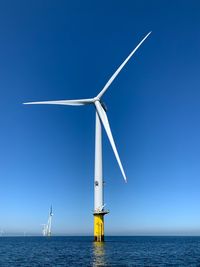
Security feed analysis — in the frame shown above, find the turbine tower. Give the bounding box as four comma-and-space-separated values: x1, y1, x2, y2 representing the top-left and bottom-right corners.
24, 32, 151, 242
42, 224, 47, 236
42, 206, 53, 237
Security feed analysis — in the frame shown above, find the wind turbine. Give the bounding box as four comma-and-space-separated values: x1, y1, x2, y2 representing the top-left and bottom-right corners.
42, 206, 53, 237
24, 32, 151, 242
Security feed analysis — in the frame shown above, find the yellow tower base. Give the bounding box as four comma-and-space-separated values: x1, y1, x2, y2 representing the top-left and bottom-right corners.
94, 211, 109, 242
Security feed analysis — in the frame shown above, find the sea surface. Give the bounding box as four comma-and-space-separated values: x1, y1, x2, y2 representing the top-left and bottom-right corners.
0, 236, 200, 266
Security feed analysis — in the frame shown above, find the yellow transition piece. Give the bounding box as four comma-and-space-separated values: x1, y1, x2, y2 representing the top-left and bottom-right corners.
94, 214, 104, 242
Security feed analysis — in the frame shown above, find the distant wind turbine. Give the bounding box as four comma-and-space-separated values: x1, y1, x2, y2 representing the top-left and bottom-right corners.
42, 206, 53, 237
24, 32, 151, 242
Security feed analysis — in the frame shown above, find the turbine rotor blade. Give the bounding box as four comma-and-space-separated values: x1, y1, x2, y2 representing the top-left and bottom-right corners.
95, 101, 127, 182
23, 98, 94, 106
97, 31, 152, 99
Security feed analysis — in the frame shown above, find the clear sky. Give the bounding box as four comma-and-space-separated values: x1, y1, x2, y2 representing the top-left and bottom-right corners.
1, 0, 200, 235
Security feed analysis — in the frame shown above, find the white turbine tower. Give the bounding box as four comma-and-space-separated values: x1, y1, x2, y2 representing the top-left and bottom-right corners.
42, 224, 47, 236
24, 32, 151, 242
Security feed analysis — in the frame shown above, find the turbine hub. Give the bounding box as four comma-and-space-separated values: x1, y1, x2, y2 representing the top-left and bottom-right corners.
93, 97, 100, 102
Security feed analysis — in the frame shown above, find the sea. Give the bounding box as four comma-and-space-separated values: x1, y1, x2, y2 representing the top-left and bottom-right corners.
0, 236, 200, 266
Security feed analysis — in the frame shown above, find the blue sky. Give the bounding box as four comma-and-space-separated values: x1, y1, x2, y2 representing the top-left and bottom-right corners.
1, 0, 200, 235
